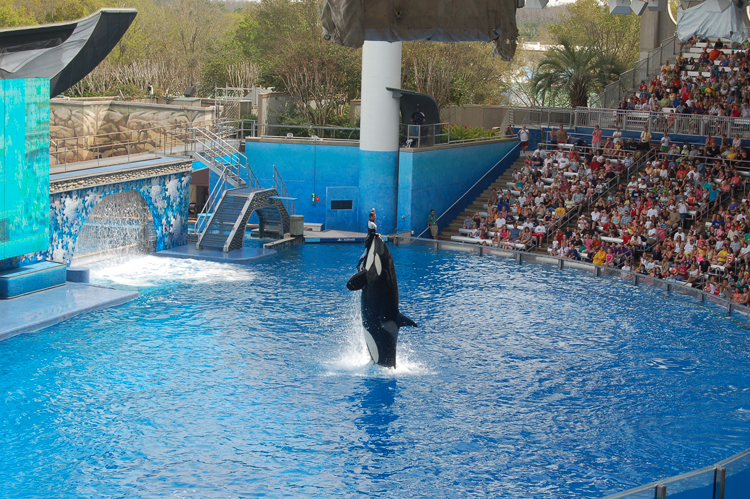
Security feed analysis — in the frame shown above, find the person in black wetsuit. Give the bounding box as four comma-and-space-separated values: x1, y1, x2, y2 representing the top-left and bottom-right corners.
358, 209, 380, 271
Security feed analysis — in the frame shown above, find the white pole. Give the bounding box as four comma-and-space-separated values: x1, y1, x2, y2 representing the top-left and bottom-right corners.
359, 41, 402, 233
360, 41, 402, 152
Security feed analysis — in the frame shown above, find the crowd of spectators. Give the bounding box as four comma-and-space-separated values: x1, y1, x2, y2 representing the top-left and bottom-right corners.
622, 37, 750, 120
459, 135, 643, 250
542, 125, 750, 303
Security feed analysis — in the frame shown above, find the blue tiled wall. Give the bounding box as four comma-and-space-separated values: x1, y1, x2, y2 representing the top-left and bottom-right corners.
42, 173, 190, 264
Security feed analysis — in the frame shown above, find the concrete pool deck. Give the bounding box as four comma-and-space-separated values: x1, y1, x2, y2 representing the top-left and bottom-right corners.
0, 282, 138, 341
156, 245, 277, 263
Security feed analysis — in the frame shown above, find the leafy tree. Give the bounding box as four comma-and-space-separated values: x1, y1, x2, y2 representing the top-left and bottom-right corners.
531, 39, 624, 108
0, 0, 34, 27
545, 0, 640, 68
401, 41, 518, 109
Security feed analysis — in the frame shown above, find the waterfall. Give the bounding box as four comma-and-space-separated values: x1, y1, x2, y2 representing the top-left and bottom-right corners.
72, 191, 155, 265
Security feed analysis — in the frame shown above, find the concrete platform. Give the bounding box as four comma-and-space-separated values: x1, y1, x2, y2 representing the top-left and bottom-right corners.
304, 230, 367, 243
156, 245, 277, 263
0, 283, 139, 342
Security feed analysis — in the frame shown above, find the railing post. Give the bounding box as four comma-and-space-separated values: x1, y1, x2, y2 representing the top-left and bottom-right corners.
655, 484, 666, 499
715, 466, 726, 499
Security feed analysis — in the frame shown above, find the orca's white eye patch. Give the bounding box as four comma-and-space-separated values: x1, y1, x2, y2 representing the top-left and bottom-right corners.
365, 246, 375, 270
374, 254, 382, 275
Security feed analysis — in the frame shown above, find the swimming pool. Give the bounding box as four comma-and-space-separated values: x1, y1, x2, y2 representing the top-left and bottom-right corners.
1, 243, 749, 498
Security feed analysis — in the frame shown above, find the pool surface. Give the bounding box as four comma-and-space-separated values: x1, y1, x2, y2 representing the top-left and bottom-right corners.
1, 244, 750, 498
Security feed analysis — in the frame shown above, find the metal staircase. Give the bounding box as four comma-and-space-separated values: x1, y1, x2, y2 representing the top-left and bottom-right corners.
189, 126, 296, 252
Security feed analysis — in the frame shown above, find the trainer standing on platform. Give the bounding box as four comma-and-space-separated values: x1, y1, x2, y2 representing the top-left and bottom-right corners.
358, 209, 380, 271
427, 209, 438, 240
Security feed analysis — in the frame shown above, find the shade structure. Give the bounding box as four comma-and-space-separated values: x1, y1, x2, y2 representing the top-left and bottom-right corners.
0, 9, 137, 96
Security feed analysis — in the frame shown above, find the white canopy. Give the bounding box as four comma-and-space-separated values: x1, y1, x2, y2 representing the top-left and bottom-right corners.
676, 1, 748, 43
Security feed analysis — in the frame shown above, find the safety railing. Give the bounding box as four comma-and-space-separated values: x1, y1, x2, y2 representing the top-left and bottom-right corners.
591, 35, 679, 109
391, 235, 750, 321
399, 122, 450, 148
603, 447, 750, 499
415, 142, 521, 238
191, 126, 262, 235
273, 164, 296, 216
49, 117, 254, 171
510, 106, 750, 140
50, 121, 197, 171
537, 148, 656, 249
256, 123, 360, 141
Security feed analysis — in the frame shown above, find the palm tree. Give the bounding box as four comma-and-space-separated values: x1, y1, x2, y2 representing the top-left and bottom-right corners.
531, 40, 624, 108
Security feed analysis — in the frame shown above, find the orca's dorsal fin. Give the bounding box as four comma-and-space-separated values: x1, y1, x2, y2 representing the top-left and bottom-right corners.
346, 270, 367, 291
397, 312, 418, 328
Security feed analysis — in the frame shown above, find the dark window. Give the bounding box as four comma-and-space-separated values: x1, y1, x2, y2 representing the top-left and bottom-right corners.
331, 200, 353, 210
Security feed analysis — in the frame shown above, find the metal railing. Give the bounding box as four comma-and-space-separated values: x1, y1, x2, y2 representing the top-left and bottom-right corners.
400, 122, 450, 148
192, 126, 262, 235
273, 165, 296, 216
520, 146, 656, 250
49, 117, 256, 171
256, 123, 360, 141
509, 106, 750, 140
591, 35, 680, 109
50, 121, 197, 171
415, 143, 521, 238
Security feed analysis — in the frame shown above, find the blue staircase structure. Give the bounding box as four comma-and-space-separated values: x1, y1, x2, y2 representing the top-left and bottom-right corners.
190, 127, 296, 252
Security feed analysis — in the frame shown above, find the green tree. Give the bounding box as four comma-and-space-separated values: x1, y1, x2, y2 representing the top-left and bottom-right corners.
0, 0, 34, 27
401, 41, 519, 109
545, 0, 640, 68
531, 40, 624, 108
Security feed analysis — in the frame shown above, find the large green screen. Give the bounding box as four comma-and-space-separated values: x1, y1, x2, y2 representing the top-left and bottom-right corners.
0, 78, 50, 261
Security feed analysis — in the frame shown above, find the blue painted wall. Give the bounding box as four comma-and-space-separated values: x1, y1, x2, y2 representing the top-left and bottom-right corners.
397, 139, 519, 236
360, 150, 398, 233
206, 138, 520, 235
241, 140, 361, 231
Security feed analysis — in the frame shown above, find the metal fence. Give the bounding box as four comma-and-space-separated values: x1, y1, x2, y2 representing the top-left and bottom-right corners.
591, 35, 680, 109
509, 106, 750, 140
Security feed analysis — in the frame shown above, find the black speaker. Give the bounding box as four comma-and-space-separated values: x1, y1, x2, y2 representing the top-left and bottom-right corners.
183, 86, 196, 97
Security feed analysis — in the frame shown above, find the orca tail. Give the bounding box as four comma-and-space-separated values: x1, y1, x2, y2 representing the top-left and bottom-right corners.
346, 270, 367, 291
397, 312, 418, 328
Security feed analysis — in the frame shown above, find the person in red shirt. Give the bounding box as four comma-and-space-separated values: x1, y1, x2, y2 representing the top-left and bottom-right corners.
709, 48, 721, 61
590, 157, 602, 174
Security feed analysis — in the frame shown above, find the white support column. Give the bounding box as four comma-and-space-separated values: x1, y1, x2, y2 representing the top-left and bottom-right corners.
358, 41, 402, 233
360, 41, 402, 153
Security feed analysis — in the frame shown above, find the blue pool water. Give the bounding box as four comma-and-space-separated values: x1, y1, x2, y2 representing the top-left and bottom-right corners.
2, 244, 750, 498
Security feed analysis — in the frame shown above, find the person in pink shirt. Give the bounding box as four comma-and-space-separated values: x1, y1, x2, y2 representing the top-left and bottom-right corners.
592, 125, 603, 151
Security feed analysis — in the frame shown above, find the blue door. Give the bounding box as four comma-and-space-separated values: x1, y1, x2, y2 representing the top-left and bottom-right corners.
325, 187, 359, 232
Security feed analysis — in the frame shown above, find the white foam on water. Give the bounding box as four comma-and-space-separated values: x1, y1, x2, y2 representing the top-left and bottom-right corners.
88, 255, 255, 288
323, 295, 432, 377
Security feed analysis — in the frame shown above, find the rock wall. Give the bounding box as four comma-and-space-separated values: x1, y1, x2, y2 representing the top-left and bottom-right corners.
49, 100, 214, 165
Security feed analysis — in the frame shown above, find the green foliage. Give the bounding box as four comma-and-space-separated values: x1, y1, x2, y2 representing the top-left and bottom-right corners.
402, 41, 518, 109
447, 124, 497, 141
545, 0, 640, 69
0, 0, 34, 27
531, 39, 624, 108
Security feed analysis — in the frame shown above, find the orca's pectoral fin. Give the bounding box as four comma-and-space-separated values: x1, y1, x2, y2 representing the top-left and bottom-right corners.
346, 270, 367, 291
397, 312, 418, 328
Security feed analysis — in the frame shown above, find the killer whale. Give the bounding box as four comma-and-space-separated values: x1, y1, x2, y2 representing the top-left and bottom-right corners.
347, 235, 417, 368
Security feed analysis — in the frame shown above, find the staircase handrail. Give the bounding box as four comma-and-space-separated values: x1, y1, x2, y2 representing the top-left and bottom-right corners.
415, 143, 521, 238
273, 165, 296, 215
192, 126, 263, 190
195, 167, 233, 234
